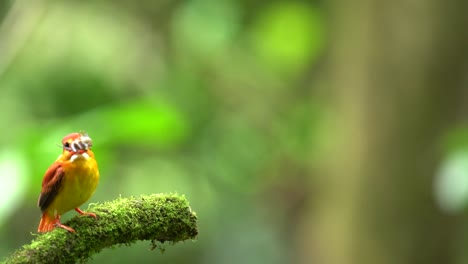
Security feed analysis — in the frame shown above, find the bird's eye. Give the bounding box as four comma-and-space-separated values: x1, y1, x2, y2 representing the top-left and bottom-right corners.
64, 142, 70, 148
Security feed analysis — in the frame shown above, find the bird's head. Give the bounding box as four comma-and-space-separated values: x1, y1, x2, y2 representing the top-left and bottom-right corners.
61, 131, 94, 160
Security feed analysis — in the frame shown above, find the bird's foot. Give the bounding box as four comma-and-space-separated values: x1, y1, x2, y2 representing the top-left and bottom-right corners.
53, 215, 75, 232
75, 207, 97, 218
55, 222, 76, 233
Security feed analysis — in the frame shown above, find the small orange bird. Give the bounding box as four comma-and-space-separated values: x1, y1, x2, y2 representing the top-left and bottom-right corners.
37, 131, 100, 233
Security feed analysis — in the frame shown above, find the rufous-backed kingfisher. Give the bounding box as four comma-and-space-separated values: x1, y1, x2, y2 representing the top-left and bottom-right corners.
37, 131, 100, 233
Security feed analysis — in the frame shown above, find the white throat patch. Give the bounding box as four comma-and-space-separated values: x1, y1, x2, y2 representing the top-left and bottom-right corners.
70, 152, 90, 162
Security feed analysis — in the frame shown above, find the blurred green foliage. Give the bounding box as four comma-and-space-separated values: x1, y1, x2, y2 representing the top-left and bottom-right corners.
0, 0, 325, 263
2, 0, 464, 263
250, 2, 324, 74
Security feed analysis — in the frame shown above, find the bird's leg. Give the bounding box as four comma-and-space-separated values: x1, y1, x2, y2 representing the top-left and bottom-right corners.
54, 215, 76, 233
75, 207, 97, 218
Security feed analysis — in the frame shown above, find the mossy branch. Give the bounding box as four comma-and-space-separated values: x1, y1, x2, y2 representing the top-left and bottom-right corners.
3, 194, 198, 264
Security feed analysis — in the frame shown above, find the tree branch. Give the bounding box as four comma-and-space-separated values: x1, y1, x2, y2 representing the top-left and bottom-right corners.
3, 194, 198, 263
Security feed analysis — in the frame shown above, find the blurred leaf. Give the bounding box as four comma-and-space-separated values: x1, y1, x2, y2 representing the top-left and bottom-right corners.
45, 100, 189, 149
0, 148, 29, 226
443, 126, 468, 153
97, 102, 188, 147
250, 2, 325, 75
434, 150, 468, 213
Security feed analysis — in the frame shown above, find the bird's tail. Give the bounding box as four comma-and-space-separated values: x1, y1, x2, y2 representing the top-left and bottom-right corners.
38, 212, 56, 233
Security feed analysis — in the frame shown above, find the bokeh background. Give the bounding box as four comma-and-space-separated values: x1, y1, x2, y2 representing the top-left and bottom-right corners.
0, 0, 467, 263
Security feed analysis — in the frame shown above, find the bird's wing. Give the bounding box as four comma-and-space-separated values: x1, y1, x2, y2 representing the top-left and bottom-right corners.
37, 162, 65, 212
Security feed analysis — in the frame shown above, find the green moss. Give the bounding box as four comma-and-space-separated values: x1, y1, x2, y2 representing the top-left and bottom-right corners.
3, 194, 198, 264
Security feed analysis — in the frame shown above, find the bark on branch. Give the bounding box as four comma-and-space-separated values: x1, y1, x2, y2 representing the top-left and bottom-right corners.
3, 194, 198, 264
